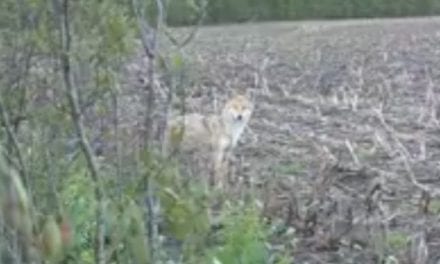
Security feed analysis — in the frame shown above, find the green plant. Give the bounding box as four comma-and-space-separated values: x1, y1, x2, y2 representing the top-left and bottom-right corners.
386, 231, 408, 251
274, 162, 305, 176
208, 204, 270, 264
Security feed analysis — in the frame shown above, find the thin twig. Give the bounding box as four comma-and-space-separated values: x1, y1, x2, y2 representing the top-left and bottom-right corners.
111, 90, 123, 195
0, 97, 29, 189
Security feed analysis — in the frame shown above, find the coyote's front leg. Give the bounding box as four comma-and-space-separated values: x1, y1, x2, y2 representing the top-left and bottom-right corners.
211, 138, 230, 189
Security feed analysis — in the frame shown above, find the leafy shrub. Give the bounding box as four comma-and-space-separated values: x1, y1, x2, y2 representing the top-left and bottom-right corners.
208, 204, 270, 264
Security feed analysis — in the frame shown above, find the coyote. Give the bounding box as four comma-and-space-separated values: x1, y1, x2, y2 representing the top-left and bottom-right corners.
164, 94, 254, 189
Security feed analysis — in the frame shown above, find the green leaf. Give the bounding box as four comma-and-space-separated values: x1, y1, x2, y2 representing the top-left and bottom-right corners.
171, 52, 184, 71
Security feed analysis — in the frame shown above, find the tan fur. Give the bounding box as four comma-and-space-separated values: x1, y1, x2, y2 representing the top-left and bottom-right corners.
164, 94, 253, 189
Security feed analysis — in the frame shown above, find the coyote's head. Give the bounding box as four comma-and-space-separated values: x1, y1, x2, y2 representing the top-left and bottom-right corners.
222, 94, 253, 128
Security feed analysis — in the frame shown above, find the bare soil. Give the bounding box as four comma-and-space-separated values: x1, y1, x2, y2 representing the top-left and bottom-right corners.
171, 17, 440, 263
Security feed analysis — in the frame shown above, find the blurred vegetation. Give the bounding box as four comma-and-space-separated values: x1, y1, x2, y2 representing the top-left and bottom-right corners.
165, 0, 440, 25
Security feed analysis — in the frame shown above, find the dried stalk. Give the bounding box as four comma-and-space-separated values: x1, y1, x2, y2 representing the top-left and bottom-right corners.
374, 108, 440, 197
345, 139, 360, 166
418, 69, 439, 127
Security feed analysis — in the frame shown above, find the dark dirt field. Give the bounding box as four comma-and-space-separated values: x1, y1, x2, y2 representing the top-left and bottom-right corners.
164, 17, 440, 263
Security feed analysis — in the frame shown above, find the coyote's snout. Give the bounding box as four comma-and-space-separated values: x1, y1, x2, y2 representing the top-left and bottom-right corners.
220, 94, 253, 147
164, 94, 254, 189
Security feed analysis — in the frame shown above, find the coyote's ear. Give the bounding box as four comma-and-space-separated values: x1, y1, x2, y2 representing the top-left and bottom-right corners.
225, 87, 240, 99
224, 80, 234, 97
245, 89, 256, 103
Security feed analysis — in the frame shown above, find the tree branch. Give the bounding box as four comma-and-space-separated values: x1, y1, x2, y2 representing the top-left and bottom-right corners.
56, 0, 106, 263
130, 0, 166, 262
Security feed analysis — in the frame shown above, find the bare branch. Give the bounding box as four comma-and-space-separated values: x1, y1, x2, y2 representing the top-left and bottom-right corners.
131, 0, 163, 59
164, 0, 208, 49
